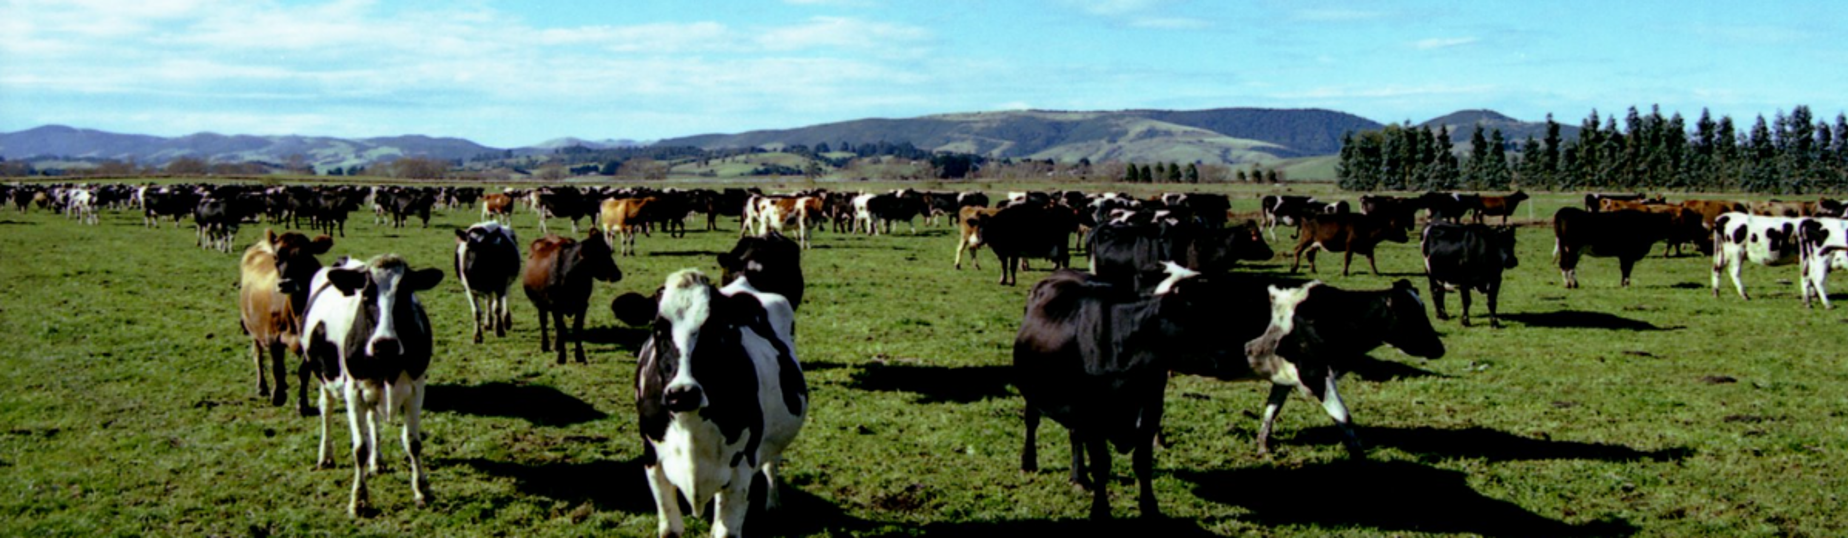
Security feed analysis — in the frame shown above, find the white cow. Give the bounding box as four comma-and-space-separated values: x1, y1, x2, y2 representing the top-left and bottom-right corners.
301, 255, 444, 517
1800, 217, 1848, 309
1710, 212, 1806, 300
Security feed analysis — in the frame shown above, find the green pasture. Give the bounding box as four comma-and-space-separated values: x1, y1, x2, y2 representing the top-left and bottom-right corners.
2, 186, 1846, 537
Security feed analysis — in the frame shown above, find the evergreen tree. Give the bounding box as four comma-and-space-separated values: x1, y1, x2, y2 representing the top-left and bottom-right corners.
1518, 135, 1544, 187
1185, 163, 1200, 184
1542, 114, 1562, 188
1266, 169, 1280, 183
1167, 163, 1182, 183
1747, 115, 1777, 192
1235, 169, 1248, 183
1485, 129, 1511, 189
1124, 163, 1140, 183
1465, 125, 1490, 189
1435, 125, 1459, 191
1140, 164, 1153, 184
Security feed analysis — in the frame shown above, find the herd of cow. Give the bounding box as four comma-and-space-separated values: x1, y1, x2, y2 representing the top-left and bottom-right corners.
15, 178, 1848, 531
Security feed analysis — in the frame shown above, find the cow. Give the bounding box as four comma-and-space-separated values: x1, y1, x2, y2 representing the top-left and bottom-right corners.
238, 230, 334, 413
1421, 223, 1519, 327
1600, 199, 1712, 257
67, 188, 98, 226
598, 197, 655, 257
633, 269, 807, 538
747, 196, 822, 249
1359, 194, 1422, 232
1417, 192, 1480, 222
1086, 219, 1273, 292
981, 203, 1077, 285
1242, 279, 1446, 454
1552, 207, 1679, 288
481, 193, 516, 226
1820, 198, 1848, 218
1166, 193, 1232, 228
1013, 268, 1209, 519
1799, 217, 1848, 309
853, 191, 925, 235
1471, 191, 1528, 225
699, 188, 757, 232
454, 222, 521, 343
1288, 213, 1410, 276
522, 230, 623, 364
719, 231, 805, 311
386, 189, 436, 228
1681, 199, 1748, 231
532, 187, 593, 235
144, 187, 200, 228
1711, 212, 1805, 301
953, 206, 1003, 270
300, 255, 443, 517
1259, 195, 1313, 240
193, 198, 239, 253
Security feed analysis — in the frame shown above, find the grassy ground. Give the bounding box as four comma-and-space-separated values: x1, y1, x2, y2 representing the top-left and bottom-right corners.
2, 187, 1845, 537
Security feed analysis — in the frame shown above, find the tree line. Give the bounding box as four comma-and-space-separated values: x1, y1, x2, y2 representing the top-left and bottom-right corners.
1338, 105, 1848, 194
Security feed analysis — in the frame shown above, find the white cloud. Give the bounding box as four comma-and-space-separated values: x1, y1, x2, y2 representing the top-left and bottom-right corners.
1130, 17, 1209, 30
757, 16, 932, 52
1063, 0, 1169, 16
1292, 8, 1387, 22
1413, 37, 1479, 50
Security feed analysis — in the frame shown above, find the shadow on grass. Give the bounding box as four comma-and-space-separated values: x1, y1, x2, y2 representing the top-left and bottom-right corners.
918, 516, 1217, 537
576, 325, 651, 350
1280, 426, 1693, 463
0, 219, 34, 226
1346, 354, 1449, 381
645, 250, 723, 258
1182, 460, 1638, 537
451, 456, 871, 536
425, 382, 608, 426
847, 363, 1013, 404
1499, 310, 1677, 331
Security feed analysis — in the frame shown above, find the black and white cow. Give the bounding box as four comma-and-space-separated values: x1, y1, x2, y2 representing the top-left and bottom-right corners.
634, 269, 807, 538
301, 255, 444, 517
1242, 279, 1446, 454
1710, 212, 1805, 301
719, 231, 805, 311
1087, 220, 1273, 292
454, 222, 522, 343
1421, 223, 1519, 327
1799, 217, 1848, 309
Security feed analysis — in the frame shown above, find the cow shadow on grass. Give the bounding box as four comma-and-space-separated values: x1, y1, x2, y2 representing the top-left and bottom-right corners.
1499, 310, 1678, 331
645, 249, 723, 258
1279, 425, 1692, 463
576, 325, 651, 350
424, 382, 607, 426
1182, 460, 1638, 537
916, 516, 1217, 537
0, 219, 33, 226
451, 456, 871, 536
846, 363, 1013, 404
1345, 354, 1449, 381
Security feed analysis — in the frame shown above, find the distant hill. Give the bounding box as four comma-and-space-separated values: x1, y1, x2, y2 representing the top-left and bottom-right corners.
0, 125, 508, 172
1418, 109, 1580, 147
658, 108, 1385, 166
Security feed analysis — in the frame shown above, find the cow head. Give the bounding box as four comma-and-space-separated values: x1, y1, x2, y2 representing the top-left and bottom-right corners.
719, 231, 804, 308
575, 229, 623, 283
324, 255, 443, 361
269, 229, 334, 297
456, 222, 516, 250
1381, 280, 1445, 359
641, 269, 771, 414
1492, 226, 1520, 269
1244, 281, 1320, 380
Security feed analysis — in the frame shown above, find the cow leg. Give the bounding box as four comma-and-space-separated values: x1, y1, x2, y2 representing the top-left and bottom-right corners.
1341, 250, 1354, 276
1429, 282, 1449, 321
467, 291, 486, 344
1729, 257, 1750, 300
553, 311, 570, 364
644, 460, 686, 538
1255, 383, 1293, 455
1086, 437, 1112, 520
401, 380, 429, 508
1068, 429, 1090, 488
1020, 405, 1040, 472
1303, 373, 1363, 456
537, 307, 552, 353
760, 456, 785, 510
1619, 258, 1637, 287
267, 343, 289, 407
711, 466, 753, 537
251, 341, 272, 400
570, 309, 589, 364
1486, 281, 1503, 328
316, 384, 337, 469
954, 240, 968, 270
344, 386, 372, 517
1458, 287, 1474, 327
494, 294, 511, 338
1135, 410, 1162, 518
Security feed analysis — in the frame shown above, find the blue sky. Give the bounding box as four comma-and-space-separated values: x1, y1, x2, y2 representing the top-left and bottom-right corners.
3, 0, 1843, 148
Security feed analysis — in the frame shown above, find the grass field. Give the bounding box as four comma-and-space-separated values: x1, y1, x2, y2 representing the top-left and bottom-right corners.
3, 184, 1847, 537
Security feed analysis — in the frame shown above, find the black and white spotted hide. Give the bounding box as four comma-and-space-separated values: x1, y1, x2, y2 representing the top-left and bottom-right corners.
635, 269, 806, 538
301, 255, 443, 517
455, 221, 521, 342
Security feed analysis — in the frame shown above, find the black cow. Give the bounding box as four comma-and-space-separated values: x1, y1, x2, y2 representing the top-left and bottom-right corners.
1087, 220, 1273, 292
1243, 279, 1446, 454
1360, 194, 1422, 231
1176, 193, 1232, 228
1417, 192, 1480, 222
387, 189, 436, 228
1552, 207, 1677, 288
982, 203, 1077, 285
1421, 223, 1519, 327
455, 222, 522, 343
719, 231, 805, 311
532, 186, 593, 235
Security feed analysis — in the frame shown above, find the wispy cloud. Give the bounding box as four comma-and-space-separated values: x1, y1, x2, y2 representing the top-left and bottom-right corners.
1413, 37, 1479, 50
1131, 17, 1210, 30
1063, 0, 1172, 16
1292, 8, 1388, 22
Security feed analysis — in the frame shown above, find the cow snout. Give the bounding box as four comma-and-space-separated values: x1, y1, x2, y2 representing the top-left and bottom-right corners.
1244, 335, 1274, 363
367, 336, 404, 359
663, 384, 705, 413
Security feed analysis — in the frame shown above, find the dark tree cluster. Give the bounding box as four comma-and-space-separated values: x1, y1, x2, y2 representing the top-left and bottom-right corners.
1339, 104, 1848, 194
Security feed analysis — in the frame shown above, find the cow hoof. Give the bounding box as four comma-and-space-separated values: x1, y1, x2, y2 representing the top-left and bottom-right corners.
1460, 318, 1472, 327
297, 406, 320, 418
315, 459, 336, 470
473, 334, 484, 344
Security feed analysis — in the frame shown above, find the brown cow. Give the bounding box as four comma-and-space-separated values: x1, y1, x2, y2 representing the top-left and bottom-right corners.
1680, 199, 1747, 230
598, 197, 655, 256
481, 192, 515, 225
953, 206, 1003, 270
1289, 213, 1409, 276
1471, 191, 1529, 224
748, 195, 822, 249
522, 231, 622, 364
237, 229, 333, 414
1749, 200, 1819, 218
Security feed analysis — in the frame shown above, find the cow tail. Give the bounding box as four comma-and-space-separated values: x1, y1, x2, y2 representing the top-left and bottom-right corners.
1551, 235, 1560, 263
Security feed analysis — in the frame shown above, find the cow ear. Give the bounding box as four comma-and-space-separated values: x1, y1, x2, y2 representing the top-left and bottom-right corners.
326, 267, 369, 295
309, 235, 334, 254
455, 228, 469, 243
717, 252, 740, 270
405, 268, 444, 291
265, 228, 278, 245
611, 291, 659, 327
